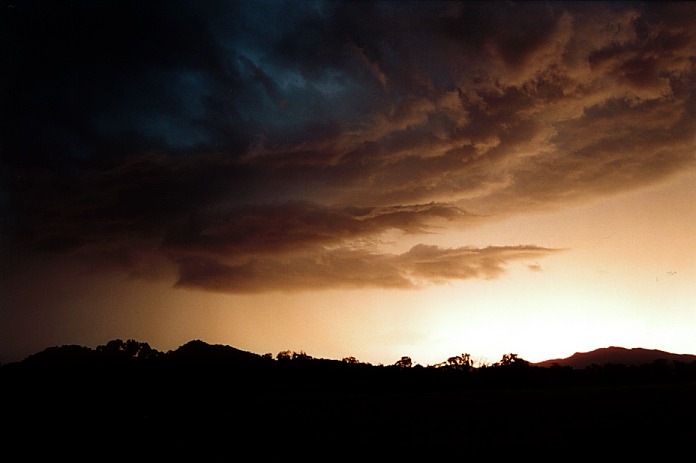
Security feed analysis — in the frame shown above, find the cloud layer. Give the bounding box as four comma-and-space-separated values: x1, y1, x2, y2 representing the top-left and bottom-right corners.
174, 244, 556, 293
2, 1, 694, 292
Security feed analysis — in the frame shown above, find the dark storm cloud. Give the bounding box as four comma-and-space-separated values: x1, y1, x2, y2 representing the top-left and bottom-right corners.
2, 0, 237, 165
164, 201, 472, 256
2, 1, 694, 292
174, 244, 557, 293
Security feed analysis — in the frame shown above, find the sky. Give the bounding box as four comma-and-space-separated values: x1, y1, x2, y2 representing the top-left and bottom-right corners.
1, 0, 695, 366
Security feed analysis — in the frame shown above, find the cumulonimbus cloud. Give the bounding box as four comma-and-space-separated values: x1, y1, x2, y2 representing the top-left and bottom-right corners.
2, 1, 694, 293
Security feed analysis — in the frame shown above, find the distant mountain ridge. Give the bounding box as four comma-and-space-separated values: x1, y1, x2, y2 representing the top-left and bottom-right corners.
535, 346, 696, 369
8, 340, 696, 371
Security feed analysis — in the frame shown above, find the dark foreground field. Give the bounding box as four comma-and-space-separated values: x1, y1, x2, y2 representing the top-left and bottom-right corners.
3, 341, 696, 460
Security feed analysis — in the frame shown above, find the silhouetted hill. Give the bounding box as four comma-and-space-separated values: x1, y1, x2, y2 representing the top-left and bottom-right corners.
7, 340, 696, 379
166, 339, 268, 366
3, 339, 696, 459
21, 344, 99, 365
535, 346, 696, 369
4, 339, 696, 397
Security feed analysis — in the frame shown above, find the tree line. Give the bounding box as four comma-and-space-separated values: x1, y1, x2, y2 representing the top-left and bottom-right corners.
4, 338, 696, 391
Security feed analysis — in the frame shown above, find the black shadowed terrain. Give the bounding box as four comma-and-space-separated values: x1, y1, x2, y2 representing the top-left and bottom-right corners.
2, 340, 696, 460
534, 346, 696, 369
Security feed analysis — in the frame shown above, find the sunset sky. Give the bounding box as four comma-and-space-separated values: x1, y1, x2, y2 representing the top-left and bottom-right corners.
1, 0, 695, 366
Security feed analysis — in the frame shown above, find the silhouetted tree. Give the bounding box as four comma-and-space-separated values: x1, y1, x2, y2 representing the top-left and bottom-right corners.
342, 356, 360, 364
494, 353, 529, 367
394, 356, 412, 368
292, 351, 312, 361
97, 339, 159, 360
446, 353, 472, 369
276, 350, 313, 361
98, 339, 125, 353
471, 356, 490, 368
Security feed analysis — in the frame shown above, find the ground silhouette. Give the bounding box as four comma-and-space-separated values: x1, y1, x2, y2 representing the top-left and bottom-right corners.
2, 339, 696, 459
535, 346, 696, 369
